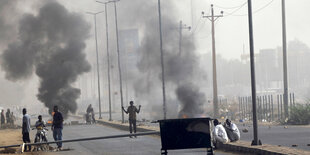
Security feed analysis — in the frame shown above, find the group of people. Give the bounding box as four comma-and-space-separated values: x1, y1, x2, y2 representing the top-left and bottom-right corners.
1, 109, 16, 127
19, 100, 239, 151
22, 106, 64, 152
212, 118, 240, 147
19, 100, 142, 152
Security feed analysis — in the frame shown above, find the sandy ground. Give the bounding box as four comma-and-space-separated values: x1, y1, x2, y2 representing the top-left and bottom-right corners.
0, 128, 22, 154
0, 129, 22, 147
0, 129, 57, 155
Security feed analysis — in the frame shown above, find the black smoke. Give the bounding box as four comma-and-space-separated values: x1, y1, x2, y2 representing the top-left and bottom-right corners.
116, 0, 207, 118
0, 1, 91, 117
176, 83, 205, 118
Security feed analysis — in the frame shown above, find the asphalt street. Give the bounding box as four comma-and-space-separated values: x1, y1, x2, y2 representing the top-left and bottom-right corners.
94, 112, 310, 152
42, 124, 236, 155
238, 123, 310, 151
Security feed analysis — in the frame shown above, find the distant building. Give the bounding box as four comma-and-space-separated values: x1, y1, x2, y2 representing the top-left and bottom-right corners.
256, 48, 281, 90
119, 29, 140, 72
119, 29, 140, 102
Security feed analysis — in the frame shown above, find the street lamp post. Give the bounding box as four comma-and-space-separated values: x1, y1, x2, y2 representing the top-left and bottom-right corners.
157, 0, 167, 120
103, 3, 113, 121
86, 11, 104, 119
281, 0, 289, 120
97, 0, 124, 123
111, 0, 125, 123
247, 0, 261, 145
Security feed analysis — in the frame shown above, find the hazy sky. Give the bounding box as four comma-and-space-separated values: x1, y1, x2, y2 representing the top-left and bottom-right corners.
183, 0, 310, 59
1, 0, 309, 109
4, 0, 308, 62
61, 0, 310, 60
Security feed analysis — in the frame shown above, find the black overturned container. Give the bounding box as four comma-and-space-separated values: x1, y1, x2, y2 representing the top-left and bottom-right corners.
158, 117, 214, 155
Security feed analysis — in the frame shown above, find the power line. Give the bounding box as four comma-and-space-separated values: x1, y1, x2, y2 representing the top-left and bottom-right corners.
223, 2, 247, 17
193, 19, 207, 35
196, 21, 219, 40
191, 6, 211, 35
214, 1, 247, 10
252, 0, 275, 14
190, 16, 202, 34
231, 0, 275, 17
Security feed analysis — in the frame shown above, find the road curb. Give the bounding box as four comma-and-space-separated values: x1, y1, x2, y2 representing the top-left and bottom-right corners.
96, 119, 159, 133
97, 119, 310, 155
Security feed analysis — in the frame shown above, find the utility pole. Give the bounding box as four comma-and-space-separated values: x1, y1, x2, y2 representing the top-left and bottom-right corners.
202, 4, 223, 118
158, 0, 167, 119
190, 0, 195, 41
247, 0, 261, 146
96, 0, 113, 121
86, 11, 104, 119
281, 0, 289, 120
178, 20, 191, 56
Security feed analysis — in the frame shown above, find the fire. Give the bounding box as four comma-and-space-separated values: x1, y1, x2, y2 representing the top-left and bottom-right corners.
200, 114, 207, 118
47, 112, 55, 125
182, 114, 188, 118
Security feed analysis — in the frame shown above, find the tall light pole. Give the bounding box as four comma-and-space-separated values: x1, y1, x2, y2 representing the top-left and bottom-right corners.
247, 0, 261, 146
158, 0, 167, 119
281, 0, 289, 120
111, 0, 125, 123
86, 11, 104, 119
179, 20, 191, 56
202, 4, 223, 118
96, 0, 113, 121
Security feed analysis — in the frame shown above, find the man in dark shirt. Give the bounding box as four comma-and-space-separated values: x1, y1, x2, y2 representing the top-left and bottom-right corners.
86, 104, 95, 123
122, 101, 141, 137
1, 110, 5, 126
52, 106, 63, 150
6, 109, 11, 124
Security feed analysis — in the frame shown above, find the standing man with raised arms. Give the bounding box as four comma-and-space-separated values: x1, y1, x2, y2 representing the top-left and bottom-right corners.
122, 101, 141, 138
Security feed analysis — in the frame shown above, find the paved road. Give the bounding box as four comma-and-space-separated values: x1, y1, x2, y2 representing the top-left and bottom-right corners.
238, 123, 310, 151
90, 112, 310, 152
43, 124, 235, 155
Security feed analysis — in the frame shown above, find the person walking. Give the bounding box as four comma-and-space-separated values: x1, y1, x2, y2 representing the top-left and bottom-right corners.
122, 101, 141, 138
52, 106, 64, 150
22, 108, 31, 152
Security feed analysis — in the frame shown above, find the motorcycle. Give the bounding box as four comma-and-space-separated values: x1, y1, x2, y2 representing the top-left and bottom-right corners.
85, 112, 95, 124
32, 126, 49, 151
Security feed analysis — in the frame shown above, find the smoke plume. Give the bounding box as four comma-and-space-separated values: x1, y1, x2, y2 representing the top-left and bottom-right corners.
0, 0, 19, 48
117, 0, 207, 118
176, 83, 205, 118
1, 1, 91, 117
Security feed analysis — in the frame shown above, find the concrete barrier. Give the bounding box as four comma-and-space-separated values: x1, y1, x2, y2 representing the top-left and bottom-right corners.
96, 119, 157, 133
